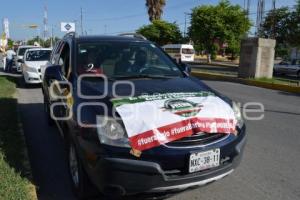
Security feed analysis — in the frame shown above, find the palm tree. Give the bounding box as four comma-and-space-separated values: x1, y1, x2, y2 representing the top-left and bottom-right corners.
146, 0, 166, 22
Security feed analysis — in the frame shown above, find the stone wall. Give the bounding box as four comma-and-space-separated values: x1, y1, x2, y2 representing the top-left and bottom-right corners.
239, 38, 276, 78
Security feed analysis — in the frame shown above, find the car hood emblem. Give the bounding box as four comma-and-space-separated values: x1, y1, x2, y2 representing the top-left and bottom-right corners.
163, 99, 203, 117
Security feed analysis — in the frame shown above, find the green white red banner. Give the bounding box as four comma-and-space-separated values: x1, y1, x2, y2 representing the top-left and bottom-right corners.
111, 92, 237, 151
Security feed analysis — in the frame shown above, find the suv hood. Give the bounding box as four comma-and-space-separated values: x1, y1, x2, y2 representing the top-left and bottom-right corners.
78, 77, 236, 152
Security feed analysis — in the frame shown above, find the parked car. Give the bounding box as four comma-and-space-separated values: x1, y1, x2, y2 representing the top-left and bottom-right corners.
162, 44, 195, 63
273, 59, 300, 78
21, 48, 52, 84
15, 45, 40, 72
42, 33, 246, 199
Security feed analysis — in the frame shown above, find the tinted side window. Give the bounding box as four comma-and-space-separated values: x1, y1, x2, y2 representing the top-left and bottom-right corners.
51, 41, 63, 64
57, 43, 70, 77
164, 48, 181, 54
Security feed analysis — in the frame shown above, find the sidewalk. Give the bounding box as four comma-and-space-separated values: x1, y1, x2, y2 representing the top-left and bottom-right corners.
191, 70, 300, 93
191, 58, 239, 67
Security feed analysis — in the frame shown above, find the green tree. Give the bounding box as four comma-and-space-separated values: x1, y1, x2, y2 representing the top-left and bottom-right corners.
260, 7, 291, 57
189, 0, 251, 61
146, 0, 166, 22
27, 36, 60, 48
27, 36, 42, 46
137, 20, 182, 45
260, 7, 291, 42
260, 1, 300, 57
7, 39, 14, 49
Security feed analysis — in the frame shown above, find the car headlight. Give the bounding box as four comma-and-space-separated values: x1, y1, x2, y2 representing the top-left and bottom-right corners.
232, 101, 244, 129
26, 66, 37, 73
96, 116, 130, 148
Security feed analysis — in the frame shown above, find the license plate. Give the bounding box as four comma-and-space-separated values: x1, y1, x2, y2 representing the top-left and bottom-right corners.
189, 149, 220, 173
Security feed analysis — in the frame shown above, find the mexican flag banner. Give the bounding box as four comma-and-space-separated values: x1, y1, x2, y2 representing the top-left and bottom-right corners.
111, 92, 237, 151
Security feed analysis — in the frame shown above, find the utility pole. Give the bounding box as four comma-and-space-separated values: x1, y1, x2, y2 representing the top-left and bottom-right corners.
246, 0, 251, 17
272, 0, 276, 12
184, 12, 191, 39
184, 13, 187, 38
80, 7, 83, 35
256, 0, 265, 36
43, 5, 48, 40
272, 0, 276, 39
50, 25, 54, 47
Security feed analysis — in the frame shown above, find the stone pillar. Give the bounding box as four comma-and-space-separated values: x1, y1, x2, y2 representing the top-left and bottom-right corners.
239, 37, 276, 78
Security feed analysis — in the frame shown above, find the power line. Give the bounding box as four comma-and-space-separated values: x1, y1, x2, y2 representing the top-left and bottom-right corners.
248, 4, 295, 16
85, 13, 145, 22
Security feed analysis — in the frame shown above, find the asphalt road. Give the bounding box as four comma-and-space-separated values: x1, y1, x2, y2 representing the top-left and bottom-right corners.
14, 75, 300, 200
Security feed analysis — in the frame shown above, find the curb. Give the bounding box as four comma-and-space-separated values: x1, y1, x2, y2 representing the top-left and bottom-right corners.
191, 71, 300, 94
190, 61, 239, 68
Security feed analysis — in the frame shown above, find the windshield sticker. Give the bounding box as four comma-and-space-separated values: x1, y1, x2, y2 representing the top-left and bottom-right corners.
111, 92, 237, 152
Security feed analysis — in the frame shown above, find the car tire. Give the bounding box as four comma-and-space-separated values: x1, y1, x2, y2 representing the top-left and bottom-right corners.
43, 96, 54, 126
67, 139, 95, 200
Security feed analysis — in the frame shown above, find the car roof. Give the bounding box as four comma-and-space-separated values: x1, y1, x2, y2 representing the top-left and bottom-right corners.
75, 35, 148, 43
26, 48, 52, 51
163, 44, 194, 49
18, 45, 40, 49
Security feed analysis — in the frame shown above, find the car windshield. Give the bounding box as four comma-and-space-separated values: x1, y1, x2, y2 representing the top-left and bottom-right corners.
77, 41, 183, 79
182, 48, 195, 54
19, 48, 31, 56
25, 50, 51, 61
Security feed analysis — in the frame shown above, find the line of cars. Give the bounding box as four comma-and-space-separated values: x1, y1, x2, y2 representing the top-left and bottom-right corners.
13, 45, 52, 85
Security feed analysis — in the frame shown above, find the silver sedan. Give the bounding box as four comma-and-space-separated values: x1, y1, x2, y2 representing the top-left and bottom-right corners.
273, 60, 300, 78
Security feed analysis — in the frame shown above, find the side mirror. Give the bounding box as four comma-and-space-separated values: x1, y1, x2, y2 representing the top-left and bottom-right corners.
180, 63, 191, 75
17, 59, 24, 63
44, 65, 63, 82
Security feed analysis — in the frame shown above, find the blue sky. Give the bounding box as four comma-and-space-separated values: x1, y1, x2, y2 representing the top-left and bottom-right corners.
0, 0, 297, 40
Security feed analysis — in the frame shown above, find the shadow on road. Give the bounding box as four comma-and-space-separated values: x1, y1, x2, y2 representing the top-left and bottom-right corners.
18, 101, 77, 200
0, 97, 32, 176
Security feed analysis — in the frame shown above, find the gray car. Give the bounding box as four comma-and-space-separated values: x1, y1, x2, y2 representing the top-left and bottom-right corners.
274, 60, 300, 78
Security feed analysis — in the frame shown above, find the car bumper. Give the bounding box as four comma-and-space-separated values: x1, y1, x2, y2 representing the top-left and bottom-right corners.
23, 71, 42, 84
181, 57, 194, 62
16, 62, 22, 72
85, 127, 247, 197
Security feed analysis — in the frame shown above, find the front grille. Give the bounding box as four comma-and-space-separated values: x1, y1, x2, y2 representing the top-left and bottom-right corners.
167, 132, 226, 147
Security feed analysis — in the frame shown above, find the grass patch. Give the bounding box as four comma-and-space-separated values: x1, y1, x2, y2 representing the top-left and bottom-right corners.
251, 77, 300, 86
0, 76, 36, 200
